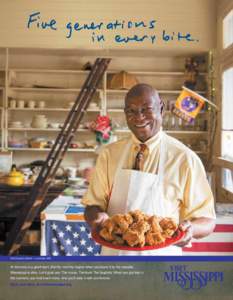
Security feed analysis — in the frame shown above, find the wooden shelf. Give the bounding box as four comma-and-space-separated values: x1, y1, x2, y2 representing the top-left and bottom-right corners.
166, 130, 207, 134
114, 129, 130, 133
106, 89, 206, 95
8, 127, 92, 132
8, 108, 101, 112
114, 129, 207, 134
108, 108, 124, 112
107, 70, 207, 76
8, 147, 97, 153
9, 87, 102, 93
9, 69, 90, 74
108, 109, 208, 114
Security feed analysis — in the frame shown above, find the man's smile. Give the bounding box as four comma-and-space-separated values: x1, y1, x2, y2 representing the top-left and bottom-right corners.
134, 122, 150, 128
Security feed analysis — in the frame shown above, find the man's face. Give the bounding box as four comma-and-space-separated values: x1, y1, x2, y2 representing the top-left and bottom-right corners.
124, 91, 163, 142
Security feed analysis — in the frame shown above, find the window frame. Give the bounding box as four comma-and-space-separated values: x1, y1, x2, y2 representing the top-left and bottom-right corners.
215, 2, 233, 202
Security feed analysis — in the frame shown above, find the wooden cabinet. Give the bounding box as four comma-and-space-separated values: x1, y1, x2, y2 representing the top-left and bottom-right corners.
0, 183, 65, 254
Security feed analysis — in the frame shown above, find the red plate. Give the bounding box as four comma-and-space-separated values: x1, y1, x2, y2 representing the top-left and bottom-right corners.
92, 229, 185, 251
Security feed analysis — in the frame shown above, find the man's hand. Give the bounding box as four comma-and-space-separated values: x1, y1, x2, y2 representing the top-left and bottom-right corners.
92, 212, 109, 229
174, 220, 193, 247
174, 217, 216, 247
84, 205, 109, 230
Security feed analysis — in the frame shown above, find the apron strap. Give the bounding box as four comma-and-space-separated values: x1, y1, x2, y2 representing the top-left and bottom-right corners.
158, 132, 166, 184
151, 132, 167, 217
114, 140, 132, 179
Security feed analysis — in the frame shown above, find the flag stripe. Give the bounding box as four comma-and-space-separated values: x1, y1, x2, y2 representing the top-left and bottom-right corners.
183, 242, 233, 252
196, 232, 233, 243
214, 224, 233, 232
183, 251, 233, 256
66, 215, 85, 221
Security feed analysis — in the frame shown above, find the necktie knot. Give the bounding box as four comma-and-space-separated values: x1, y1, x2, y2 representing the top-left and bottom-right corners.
134, 144, 147, 170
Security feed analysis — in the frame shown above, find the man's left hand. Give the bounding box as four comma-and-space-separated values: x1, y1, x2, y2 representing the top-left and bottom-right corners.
174, 220, 193, 247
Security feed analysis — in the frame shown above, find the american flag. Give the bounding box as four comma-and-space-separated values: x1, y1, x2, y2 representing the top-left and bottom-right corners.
45, 220, 101, 256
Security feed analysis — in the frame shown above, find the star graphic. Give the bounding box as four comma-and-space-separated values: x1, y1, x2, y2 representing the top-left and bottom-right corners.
66, 252, 72, 256
65, 225, 72, 232
80, 252, 86, 256
73, 232, 79, 238
52, 250, 59, 256
80, 239, 86, 246
58, 231, 64, 238
51, 223, 57, 230
80, 226, 86, 232
73, 245, 79, 252
87, 246, 93, 253
52, 237, 58, 244
66, 238, 72, 245
87, 233, 92, 238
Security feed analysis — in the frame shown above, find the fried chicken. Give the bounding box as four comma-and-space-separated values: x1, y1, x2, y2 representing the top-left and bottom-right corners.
145, 231, 165, 246
99, 210, 178, 247
99, 227, 115, 242
159, 217, 178, 238
111, 213, 133, 234
123, 229, 145, 247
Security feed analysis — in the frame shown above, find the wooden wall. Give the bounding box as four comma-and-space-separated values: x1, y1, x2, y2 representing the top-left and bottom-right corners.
0, 0, 217, 52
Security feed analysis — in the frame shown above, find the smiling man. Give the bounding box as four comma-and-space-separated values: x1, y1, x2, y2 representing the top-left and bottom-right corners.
82, 83, 216, 255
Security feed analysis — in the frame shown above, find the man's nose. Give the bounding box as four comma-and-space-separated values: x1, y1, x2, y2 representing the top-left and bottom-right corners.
134, 110, 145, 119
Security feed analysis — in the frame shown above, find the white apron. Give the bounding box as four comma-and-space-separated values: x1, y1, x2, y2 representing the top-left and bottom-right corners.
101, 132, 182, 256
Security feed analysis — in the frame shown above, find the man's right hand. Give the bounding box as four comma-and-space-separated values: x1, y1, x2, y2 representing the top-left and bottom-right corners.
84, 205, 109, 230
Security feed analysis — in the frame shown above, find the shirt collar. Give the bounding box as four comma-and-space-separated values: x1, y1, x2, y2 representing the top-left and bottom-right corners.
131, 128, 163, 153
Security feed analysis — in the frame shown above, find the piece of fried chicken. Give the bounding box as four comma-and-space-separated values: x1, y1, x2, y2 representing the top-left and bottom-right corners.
159, 217, 178, 238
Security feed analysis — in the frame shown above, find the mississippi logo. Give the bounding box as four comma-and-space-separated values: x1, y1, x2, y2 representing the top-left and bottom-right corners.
164, 265, 223, 290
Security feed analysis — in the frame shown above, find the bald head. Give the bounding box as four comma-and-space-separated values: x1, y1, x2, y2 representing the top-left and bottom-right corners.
125, 83, 161, 111
124, 84, 164, 142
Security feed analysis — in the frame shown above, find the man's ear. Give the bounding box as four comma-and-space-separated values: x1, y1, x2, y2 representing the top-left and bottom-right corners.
160, 98, 165, 116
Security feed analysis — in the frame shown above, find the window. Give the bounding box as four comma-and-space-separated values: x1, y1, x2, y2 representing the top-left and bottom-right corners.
221, 67, 233, 161
222, 168, 233, 193
217, 4, 233, 199
223, 9, 233, 49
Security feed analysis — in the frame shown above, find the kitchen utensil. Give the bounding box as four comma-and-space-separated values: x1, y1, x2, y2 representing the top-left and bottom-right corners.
66, 167, 77, 179
27, 100, 35, 109
20, 167, 33, 180
9, 121, 23, 128
9, 100, 16, 109
69, 143, 78, 149
67, 177, 86, 186
31, 115, 48, 128
17, 100, 25, 108
29, 138, 47, 148
37, 101, 45, 109
6, 164, 25, 186
48, 123, 60, 129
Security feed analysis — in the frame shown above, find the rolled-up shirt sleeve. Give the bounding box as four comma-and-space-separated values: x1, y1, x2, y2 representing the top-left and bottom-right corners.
180, 153, 216, 222
81, 148, 110, 211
